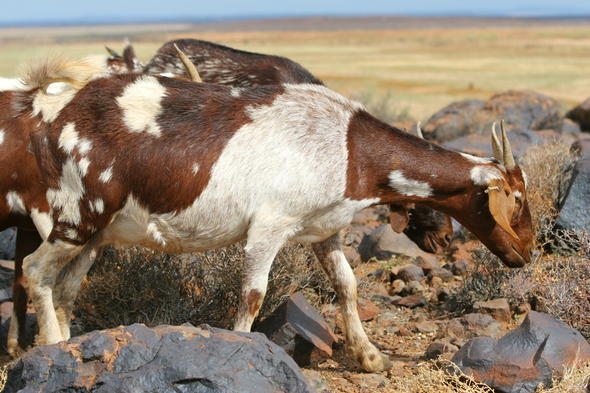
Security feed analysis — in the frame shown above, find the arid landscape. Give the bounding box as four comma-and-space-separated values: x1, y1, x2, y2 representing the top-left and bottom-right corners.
0, 16, 588, 393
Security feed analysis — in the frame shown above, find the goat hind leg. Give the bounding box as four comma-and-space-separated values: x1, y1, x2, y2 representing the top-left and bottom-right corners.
312, 232, 390, 372
23, 240, 82, 346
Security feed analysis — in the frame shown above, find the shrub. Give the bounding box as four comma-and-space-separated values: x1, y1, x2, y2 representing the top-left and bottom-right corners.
76, 242, 334, 332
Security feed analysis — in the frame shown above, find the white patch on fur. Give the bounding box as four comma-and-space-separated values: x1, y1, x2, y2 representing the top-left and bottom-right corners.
64, 228, 78, 241
0, 77, 25, 91
146, 222, 167, 246
514, 191, 522, 199
77, 139, 92, 155
99, 167, 112, 183
32, 85, 78, 123
78, 158, 90, 176
58, 123, 79, 154
30, 208, 53, 240
460, 152, 493, 164
522, 170, 528, 188
46, 158, 85, 225
90, 198, 104, 214
116, 76, 166, 137
159, 72, 175, 78
470, 165, 503, 186
230, 87, 242, 97
6, 191, 26, 214
388, 170, 433, 198
0, 130, 4, 145
192, 163, 199, 175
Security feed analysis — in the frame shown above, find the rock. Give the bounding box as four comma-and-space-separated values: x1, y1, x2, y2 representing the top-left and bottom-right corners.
343, 246, 361, 268
425, 340, 459, 359
411, 256, 439, 275
390, 279, 406, 295
429, 276, 443, 288
377, 311, 400, 323
256, 292, 337, 365
422, 99, 486, 142
357, 298, 379, 321
427, 267, 454, 282
443, 128, 543, 158
396, 264, 425, 283
0, 228, 16, 260
452, 311, 590, 393
415, 321, 438, 334
406, 280, 426, 294
560, 118, 582, 134
395, 294, 427, 308
437, 287, 452, 302
482, 90, 563, 132
3, 324, 314, 393
301, 369, 330, 393
447, 313, 505, 339
473, 298, 512, 323
358, 225, 437, 265
371, 294, 402, 307
446, 259, 469, 276
566, 96, 590, 131
556, 156, 590, 231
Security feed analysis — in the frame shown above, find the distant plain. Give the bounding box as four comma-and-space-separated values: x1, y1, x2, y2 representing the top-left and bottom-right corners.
0, 17, 589, 120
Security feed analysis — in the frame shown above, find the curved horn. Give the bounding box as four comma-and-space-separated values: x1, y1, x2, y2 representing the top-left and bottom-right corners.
415, 121, 424, 139
491, 122, 503, 162
500, 120, 516, 169
173, 44, 201, 83
105, 46, 120, 58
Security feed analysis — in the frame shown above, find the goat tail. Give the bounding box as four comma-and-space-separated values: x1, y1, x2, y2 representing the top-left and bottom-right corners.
19, 55, 108, 93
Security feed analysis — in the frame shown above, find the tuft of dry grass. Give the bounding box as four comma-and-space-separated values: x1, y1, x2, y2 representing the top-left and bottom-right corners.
390, 360, 590, 393
76, 243, 333, 332
352, 88, 412, 124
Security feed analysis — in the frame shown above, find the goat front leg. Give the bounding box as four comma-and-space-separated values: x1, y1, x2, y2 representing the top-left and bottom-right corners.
23, 240, 82, 346
234, 217, 294, 332
312, 232, 390, 372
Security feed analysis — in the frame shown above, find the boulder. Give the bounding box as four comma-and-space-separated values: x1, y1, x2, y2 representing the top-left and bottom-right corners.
443, 128, 543, 158
557, 155, 590, 231
0, 228, 16, 261
482, 90, 563, 132
446, 313, 505, 339
566, 96, 590, 131
422, 99, 486, 142
452, 311, 590, 393
3, 324, 314, 393
473, 298, 512, 323
358, 224, 437, 265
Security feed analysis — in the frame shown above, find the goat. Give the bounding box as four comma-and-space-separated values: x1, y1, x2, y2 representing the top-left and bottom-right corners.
19, 59, 532, 372
115, 38, 454, 252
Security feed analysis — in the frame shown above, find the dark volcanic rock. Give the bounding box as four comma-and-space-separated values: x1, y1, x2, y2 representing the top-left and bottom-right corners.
422, 99, 486, 142
443, 128, 543, 158
482, 90, 563, 132
0, 228, 15, 261
3, 324, 314, 393
557, 156, 590, 231
452, 311, 590, 393
566, 96, 590, 131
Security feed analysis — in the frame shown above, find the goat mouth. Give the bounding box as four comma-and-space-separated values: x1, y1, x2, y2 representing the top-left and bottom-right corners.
508, 245, 529, 267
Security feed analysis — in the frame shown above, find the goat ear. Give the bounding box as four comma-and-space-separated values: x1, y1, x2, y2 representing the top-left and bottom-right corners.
389, 204, 413, 233
487, 179, 519, 240
123, 44, 138, 71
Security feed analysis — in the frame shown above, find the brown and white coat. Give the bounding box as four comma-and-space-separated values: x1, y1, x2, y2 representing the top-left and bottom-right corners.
19, 61, 532, 371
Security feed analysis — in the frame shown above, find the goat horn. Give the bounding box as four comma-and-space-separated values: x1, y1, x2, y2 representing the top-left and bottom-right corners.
491, 122, 503, 163
500, 120, 516, 169
105, 46, 120, 58
174, 44, 201, 83
415, 121, 424, 139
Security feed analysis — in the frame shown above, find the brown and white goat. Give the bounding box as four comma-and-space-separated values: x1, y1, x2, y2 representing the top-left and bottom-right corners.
20, 60, 532, 372
116, 38, 454, 252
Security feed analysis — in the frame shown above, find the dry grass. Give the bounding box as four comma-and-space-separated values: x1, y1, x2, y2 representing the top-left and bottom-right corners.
76, 243, 333, 332
391, 360, 590, 393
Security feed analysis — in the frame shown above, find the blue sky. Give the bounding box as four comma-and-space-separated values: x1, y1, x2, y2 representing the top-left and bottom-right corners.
2, 0, 590, 25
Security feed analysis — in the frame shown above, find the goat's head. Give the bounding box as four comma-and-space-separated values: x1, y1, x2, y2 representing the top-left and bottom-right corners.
454, 122, 533, 267
105, 42, 143, 73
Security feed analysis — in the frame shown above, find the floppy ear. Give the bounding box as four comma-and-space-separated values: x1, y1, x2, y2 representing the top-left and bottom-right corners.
487, 179, 519, 239
389, 203, 414, 233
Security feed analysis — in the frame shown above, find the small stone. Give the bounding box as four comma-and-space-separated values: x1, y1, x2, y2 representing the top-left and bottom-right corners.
397, 326, 412, 336
415, 321, 438, 334
377, 312, 399, 323
357, 298, 379, 322
428, 267, 454, 282
343, 246, 361, 268
390, 279, 406, 295
407, 280, 425, 294
448, 259, 469, 275
348, 373, 389, 392
473, 298, 512, 323
425, 341, 459, 359
517, 302, 532, 315
302, 369, 329, 393
395, 295, 427, 308
396, 264, 425, 283
411, 256, 439, 275
430, 276, 443, 288
437, 287, 452, 302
